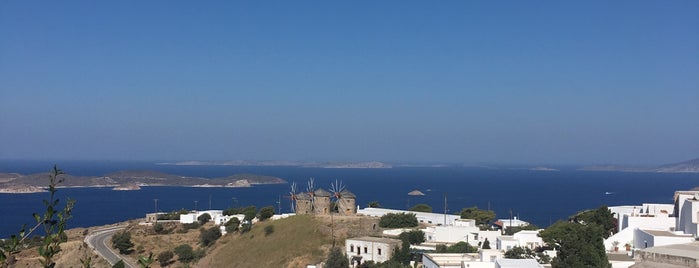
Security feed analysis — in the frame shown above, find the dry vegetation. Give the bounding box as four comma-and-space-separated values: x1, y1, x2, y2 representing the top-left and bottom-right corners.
198, 214, 382, 268
10, 227, 110, 268
9, 214, 383, 268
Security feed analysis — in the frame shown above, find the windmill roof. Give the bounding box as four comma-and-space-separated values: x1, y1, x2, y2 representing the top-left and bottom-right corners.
340, 189, 356, 198
314, 188, 331, 197
296, 192, 312, 200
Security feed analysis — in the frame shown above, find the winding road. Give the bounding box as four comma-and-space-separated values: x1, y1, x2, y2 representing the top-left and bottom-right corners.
84, 225, 136, 268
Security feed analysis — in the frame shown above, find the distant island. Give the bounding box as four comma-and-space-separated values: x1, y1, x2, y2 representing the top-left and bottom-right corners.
0, 170, 286, 194
579, 158, 699, 173
158, 160, 393, 169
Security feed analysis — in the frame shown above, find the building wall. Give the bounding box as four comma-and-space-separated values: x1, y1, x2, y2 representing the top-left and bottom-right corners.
357, 208, 461, 226
314, 196, 331, 215
422, 253, 495, 268
512, 230, 544, 249
338, 197, 356, 215
633, 229, 694, 249
496, 237, 518, 251
345, 239, 400, 265
296, 199, 313, 215
622, 214, 675, 231
678, 199, 699, 237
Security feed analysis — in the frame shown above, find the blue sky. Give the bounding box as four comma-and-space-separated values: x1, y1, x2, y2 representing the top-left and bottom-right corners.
1, 1, 697, 165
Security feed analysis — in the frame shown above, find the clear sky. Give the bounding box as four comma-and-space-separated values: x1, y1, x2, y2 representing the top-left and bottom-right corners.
1, 1, 697, 165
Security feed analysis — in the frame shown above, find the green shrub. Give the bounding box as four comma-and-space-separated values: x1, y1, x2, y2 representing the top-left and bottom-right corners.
264, 225, 275, 236
379, 213, 418, 228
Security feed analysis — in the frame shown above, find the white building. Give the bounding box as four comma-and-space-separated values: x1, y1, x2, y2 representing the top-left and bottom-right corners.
675, 191, 699, 237
633, 229, 694, 249
179, 210, 226, 224
346, 236, 402, 267
496, 236, 518, 251
494, 258, 543, 268
357, 207, 461, 226
604, 204, 675, 253
494, 217, 530, 230
512, 230, 544, 249
422, 253, 495, 268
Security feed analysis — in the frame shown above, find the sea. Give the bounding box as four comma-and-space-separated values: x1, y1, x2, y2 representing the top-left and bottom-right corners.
2, 160, 699, 238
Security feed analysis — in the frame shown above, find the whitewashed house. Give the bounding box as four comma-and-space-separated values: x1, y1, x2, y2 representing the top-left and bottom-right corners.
604, 204, 675, 252
357, 207, 461, 226
496, 236, 518, 251
346, 236, 401, 267
495, 259, 543, 268
633, 229, 694, 249
675, 191, 699, 237
422, 253, 495, 268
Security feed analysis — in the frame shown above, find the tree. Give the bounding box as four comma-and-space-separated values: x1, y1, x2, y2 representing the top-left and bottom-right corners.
540, 221, 610, 268
197, 213, 211, 224
482, 238, 491, 249
0, 165, 75, 268
225, 217, 240, 233
459, 206, 496, 228
223, 207, 241, 216
174, 244, 196, 264
570, 205, 616, 238
368, 201, 381, 208
504, 246, 534, 259
391, 240, 411, 265
259, 206, 275, 221
157, 251, 173, 267
243, 206, 257, 222
325, 247, 349, 268
504, 223, 540, 235
199, 226, 222, 247
379, 213, 418, 228
409, 204, 432, 213
112, 231, 134, 254
398, 230, 425, 245
112, 260, 125, 268
435, 242, 477, 253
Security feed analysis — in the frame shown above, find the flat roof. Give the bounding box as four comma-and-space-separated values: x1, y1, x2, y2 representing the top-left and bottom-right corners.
641, 230, 692, 237
347, 236, 401, 244
641, 242, 699, 259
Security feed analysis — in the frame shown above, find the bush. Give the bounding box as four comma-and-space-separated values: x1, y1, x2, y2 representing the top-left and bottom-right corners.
199, 226, 222, 247
153, 223, 164, 234
435, 241, 477, 253
379, 213, 418, 228
243, 206, 257, 222
182, 222, 200, 230
111, 231, 134, 254
112, 260, 125, 268
259, 206, 275, 221
223, 207, 241, 216
174, 244, 195, 264
225, 217, 240, 233
399, 230, 425, 245
157, 250, 174, 267
264, 225, 275, 236
197, 213, 211, 224
325, 247, 349, 268
409, 203, 432, 213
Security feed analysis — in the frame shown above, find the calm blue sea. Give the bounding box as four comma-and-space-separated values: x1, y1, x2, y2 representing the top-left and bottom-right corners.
2, 160, 699, 238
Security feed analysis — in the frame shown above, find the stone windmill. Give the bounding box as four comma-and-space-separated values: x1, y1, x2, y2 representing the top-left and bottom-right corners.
330, 180, 357, 215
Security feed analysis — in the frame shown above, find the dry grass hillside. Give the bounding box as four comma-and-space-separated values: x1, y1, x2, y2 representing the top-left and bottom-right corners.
197, 214, 382, 268
10, 227, 110, 268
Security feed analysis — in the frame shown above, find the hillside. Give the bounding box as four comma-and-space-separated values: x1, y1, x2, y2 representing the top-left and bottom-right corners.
579, 157, 699, 173
0, 170, 286, 193
199, 214, 383, 268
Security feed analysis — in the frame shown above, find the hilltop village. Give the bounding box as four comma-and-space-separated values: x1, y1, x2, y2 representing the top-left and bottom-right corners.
7, 177, 699, 268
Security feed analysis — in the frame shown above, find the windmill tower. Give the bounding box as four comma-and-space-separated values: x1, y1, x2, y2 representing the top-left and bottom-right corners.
295, 178, 316, 215
330, 180, 356, 215
313, 188, 332, 215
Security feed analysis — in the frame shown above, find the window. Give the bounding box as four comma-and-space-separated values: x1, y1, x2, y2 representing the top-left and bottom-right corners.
364, 247, 368, 254
378, 248, 382, 255
350, 245, 354, 252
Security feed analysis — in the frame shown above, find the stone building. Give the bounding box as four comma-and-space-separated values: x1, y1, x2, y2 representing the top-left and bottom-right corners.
337, 190, 357, 215
294, 187, 357, 216
296, 192, 313, 215
313, 188, 332, 215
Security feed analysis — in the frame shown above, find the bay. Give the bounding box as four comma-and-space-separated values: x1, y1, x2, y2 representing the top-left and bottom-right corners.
2, 160, 699, 238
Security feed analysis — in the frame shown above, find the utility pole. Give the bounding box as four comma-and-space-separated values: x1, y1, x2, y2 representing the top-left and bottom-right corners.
444, 193, 448, 226
194, 200, 198, 211
277, 195, 282, 214
209, 194, 212, 210
153, 199, 158, 213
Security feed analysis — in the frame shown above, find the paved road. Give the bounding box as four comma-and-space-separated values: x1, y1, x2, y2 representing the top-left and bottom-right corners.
84, 226, 136, 268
